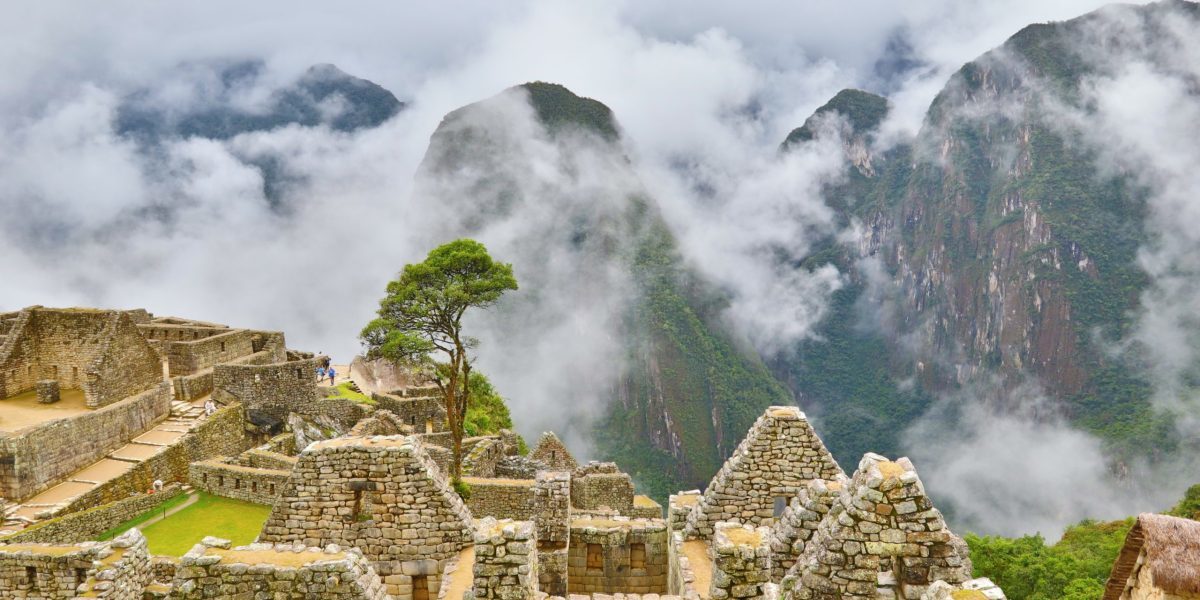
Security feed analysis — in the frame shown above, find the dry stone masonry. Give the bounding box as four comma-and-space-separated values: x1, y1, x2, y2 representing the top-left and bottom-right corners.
780, 454, 973, 600
472, 518, 539, 600
709, 523, 773, 600
684, 406, 844, 541
172, 537, 390, 599
259, 435, 475, 597
769, 477, 846, 580
0, 306, 1002, 600
530, 432, 577, 471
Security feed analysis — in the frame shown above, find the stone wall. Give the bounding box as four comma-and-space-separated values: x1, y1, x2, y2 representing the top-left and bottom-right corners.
306, 397, 374, 430
0, 383, 171, 502
769, 477, 844, 581
667, 492, 701, 534
667, 531, 701, 600
0, 529, 151, 599
54, 404, 251, 515
212, 356, 322, 421
163, 329, 256, 376
373, 393, 446, 433
531, 432, 577, 471
464, 477, 537, 520
0, 485, 183, 544
495, 456, 547, 479
259, 435, 475, 598
684, 407, 844, 541
171, 537, 390, 599
84, 313, 166, 408
571, 463, 634, 515
568, 517, 668, 595
780, 454, 973, 600
75, 529, 152, 598
631, 496, 663, 520
472, 518, 539, 600
189, 460, 288, 505
710, 523, 772, 600
347, 410, 411, 437
171, 369, 212, 402
235, 447, 298, 471
0, 308, 161, 408
463, 437, 506, 478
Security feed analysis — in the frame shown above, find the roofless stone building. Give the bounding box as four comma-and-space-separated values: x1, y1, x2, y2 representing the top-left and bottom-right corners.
0, 306, 1005, 599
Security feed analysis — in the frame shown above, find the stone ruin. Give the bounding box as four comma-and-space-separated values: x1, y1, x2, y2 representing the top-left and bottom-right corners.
258, 435, 475, 598
530, 432, 577, 472
0, 306, 1005, 600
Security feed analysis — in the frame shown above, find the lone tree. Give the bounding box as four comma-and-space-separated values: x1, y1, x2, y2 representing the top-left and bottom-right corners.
360, 239, 517, 482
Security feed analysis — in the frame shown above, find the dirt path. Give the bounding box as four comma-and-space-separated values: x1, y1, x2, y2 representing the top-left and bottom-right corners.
131, 492, 199, 530
441, 547, 475, 600
683, 540, 713, 598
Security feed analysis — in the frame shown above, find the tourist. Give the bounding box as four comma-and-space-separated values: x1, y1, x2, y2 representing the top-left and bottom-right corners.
204, 399, 216, 415
327, 366, 337, 385
316, 365, 326, 381
153, 479, 164, 492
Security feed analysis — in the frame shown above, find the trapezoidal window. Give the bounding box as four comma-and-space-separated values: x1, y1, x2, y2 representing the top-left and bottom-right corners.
25, 566, 36, 588
587, 543, 603, 571
630, 543, 646, 569
220, 341, 226, 352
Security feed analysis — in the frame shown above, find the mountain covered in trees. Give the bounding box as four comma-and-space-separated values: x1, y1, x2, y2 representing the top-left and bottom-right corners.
113, 0, 1200, 501
778, 0, 1200, 467
411, 82, 789, 498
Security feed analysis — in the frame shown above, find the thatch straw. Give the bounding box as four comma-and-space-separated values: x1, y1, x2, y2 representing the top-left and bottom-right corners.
1103, 513, 1200, 600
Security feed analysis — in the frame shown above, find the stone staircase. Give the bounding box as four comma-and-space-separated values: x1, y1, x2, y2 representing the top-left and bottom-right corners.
0, 396, 215, 533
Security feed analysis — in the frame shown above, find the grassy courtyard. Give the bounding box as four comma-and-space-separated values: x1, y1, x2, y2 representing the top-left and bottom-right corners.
328, 382, 375, 405
100, 492, 272, 556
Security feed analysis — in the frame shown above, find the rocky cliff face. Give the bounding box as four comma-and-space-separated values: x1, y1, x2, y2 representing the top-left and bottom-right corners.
782, 1, 1198, 464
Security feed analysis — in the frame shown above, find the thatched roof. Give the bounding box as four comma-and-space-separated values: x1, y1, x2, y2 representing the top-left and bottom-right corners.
1104, 513, 1200, 600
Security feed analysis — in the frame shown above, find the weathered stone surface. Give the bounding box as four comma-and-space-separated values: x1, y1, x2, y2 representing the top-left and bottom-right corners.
531, 432, 577, 471
683, 407, 844, 541
259, 435, 474, 596
779, 454, 974, 600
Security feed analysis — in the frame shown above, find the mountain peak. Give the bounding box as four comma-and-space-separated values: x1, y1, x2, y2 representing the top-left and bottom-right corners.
517, 81, 621, 141
781, 88, 888, 150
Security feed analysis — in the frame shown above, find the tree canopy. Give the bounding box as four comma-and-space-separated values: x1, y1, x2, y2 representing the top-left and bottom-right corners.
361, 238, 517, 480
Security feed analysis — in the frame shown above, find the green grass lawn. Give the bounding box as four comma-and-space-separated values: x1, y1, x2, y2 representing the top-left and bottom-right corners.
329, 382, 374, 405
103, 492, 272, 556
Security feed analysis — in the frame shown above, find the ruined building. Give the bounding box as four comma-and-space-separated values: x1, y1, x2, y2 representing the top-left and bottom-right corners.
0, 306, 1005, 599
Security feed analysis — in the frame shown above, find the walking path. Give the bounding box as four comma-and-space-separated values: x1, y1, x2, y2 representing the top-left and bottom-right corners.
1, 396, 215, 532
126, 491, 200, 530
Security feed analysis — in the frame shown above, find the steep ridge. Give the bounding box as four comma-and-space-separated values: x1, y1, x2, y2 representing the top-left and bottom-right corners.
412, 82, 789, 499
780, 0, 1200, 466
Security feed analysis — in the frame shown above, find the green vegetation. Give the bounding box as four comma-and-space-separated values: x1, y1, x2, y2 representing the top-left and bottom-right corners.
967, 483, 1200, 600
102, 492, 272, 556
782, 89, 889, 149
597, 209, 791, 501
778, 275, 934, 466
463, 372, 516, 439
328, 382, 374, 405
521, 82, 620, 141
967, 518, 1131, 600
94, 492, 193, 542
361, 238, 518, 481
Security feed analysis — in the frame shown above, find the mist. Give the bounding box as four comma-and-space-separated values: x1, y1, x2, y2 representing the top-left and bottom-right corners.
6, 0, 1195, 538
